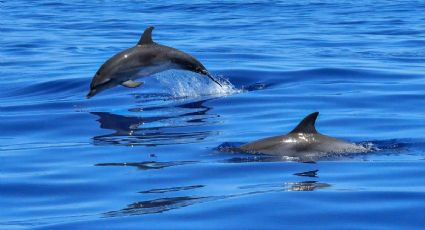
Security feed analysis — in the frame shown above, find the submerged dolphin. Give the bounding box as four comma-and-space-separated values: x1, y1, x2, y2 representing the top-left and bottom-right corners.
239, 112, 368, 160
87, 26, 221, 98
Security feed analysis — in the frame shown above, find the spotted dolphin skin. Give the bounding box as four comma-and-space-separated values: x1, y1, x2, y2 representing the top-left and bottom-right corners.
87, 26, 221, 98
240, 112, 368, 160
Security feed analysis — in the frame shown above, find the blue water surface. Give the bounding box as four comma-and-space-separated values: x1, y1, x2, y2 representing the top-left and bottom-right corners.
2, 1, 425, 229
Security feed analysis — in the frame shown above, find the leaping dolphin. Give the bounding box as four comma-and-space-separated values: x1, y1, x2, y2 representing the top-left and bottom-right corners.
239, 112, 368, 160
87, 26, 222, 98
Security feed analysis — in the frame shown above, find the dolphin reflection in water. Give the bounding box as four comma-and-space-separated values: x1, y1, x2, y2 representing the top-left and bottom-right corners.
90, 99, 217, 146
103, 169, 329, 217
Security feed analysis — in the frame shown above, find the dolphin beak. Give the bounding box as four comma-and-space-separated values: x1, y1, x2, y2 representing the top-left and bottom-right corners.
201, 70, 222, 87
86, 89, 96, 99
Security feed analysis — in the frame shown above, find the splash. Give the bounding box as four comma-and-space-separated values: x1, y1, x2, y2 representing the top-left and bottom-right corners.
154, 71, 240, 98
359, 142, 380, 152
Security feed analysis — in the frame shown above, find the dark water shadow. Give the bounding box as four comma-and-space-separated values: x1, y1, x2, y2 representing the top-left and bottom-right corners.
95, 160, 197, 170
104, 196, 215, 217
91, 99, 219, 147
139, 185, 205, 194
294, 169, 319, 178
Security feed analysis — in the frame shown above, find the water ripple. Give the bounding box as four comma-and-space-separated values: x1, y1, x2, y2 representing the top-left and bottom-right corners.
2, 0, 425, 229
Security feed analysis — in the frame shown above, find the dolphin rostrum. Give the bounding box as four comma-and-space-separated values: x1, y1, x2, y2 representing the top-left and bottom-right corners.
239, 112, 368, 160
87, 26, 222, 98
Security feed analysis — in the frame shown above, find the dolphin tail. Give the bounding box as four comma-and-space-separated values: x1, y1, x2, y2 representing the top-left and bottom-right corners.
205, 72, 223, 87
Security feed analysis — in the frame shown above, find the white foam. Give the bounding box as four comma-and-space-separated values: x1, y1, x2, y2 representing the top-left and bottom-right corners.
154, 71, 240, 98
359, 142, 381, 152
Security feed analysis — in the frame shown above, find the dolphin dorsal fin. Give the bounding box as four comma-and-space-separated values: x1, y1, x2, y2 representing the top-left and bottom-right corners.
137, 26, 154, 45
289, 112, 319, 134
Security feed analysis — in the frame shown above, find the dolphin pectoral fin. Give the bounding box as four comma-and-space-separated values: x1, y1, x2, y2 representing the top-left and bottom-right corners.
121, 80, 144, 88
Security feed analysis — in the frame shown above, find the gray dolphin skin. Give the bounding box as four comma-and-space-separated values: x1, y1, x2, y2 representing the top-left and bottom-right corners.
240, 112, 368, 160
87, 26, 221, 98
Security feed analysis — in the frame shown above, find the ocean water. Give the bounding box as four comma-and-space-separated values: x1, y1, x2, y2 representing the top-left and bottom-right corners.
2, 0, 425, 229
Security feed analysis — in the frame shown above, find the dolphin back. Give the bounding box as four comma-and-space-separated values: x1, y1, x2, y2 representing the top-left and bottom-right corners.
238, 112, 368, 158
